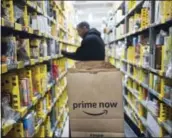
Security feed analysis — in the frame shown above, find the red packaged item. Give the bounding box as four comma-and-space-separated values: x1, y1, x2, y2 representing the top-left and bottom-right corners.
20, 79, 29, 106
52, 64, 59, 79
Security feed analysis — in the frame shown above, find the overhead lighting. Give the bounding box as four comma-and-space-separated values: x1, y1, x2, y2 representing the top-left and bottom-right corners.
77, 10, 84, 15
88, 13, 93, 22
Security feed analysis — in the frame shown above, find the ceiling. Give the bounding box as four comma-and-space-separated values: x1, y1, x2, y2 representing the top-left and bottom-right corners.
73, 1, 115, 32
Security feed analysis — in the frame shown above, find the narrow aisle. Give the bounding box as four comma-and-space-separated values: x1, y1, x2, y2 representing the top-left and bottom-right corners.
124, 122, 137, 137
61, 117, 69, 137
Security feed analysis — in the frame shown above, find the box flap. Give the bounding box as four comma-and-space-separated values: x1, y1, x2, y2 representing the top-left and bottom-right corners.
68, 61, 119, 73
71, 131, 125, 137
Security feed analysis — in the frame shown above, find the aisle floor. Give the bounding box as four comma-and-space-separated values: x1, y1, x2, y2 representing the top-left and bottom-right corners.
61, 118, 137, 137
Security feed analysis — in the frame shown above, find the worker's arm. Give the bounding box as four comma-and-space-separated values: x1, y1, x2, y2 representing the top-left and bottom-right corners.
61, 50, 78, 60
62, 36, 93, 60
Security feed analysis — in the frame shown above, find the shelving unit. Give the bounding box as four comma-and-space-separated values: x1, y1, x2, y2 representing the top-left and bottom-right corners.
105, 0, 172, 137
1, 1, 79, 137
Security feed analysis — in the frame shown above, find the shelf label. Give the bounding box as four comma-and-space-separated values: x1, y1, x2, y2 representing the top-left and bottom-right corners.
15, 23, 22, 31
1, 18, 4, 26
39, 57, 43, 63
29, 27, 33, 34
1, 64, 7, 74
17, 61, 24, 69
30, 59, 35, 65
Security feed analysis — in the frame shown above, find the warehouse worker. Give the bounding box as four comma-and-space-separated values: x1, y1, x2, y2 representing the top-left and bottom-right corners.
61, 21, 105, 61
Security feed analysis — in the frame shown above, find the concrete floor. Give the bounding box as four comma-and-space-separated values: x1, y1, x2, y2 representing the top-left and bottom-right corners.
61, 117, 137, 137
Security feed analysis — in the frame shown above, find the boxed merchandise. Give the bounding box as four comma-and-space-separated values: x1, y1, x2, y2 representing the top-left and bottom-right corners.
147, 112, 161, 136
67, 61, 124, 137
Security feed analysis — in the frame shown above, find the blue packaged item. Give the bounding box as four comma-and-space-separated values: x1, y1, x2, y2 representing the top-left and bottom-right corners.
23, 112, 35, 137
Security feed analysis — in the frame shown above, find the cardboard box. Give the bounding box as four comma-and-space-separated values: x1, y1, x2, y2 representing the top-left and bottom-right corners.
71, 131, 125, 137
70, 119, 124, 132
67, 62, 123, 119
67, 61, 124, 135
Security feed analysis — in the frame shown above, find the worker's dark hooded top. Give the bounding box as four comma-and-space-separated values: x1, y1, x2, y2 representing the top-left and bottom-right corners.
62, 28, 105, 61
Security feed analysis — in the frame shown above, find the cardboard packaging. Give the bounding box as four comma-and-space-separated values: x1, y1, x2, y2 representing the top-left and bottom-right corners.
70, 119, 124, 132
71, 131, 125, 137
67, 61, 124, 137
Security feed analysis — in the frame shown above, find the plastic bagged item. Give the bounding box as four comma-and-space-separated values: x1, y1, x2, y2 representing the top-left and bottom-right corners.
1, 7, 10, 20
155, 1, 161, 24
36, 1, 43, 8
31, 15, 38, 30
164, 85, 172, 100
56, 42, 60, 55
144, 73, 149, 85
1, 96, 18, 126
156, 30, 167, 46
16, 38, 29, 61
23, 111, 35, 137
166, 60, 172, 78
47, 72, 51, 84
33, 112, 39, 126
147, 100, 159, 116
47, 40, 56, 56
143, 1, 150, 8
142, 46, 150, 68
124, 75, 129, 85
1, 36, 16, 65
14, 5, 24, 24
152, 99, 159, 116
40, 40, 48, 57
54, 128, 62, 137
153, 75, 161, 92
115, 41, 125, 59
43, 98, 47, 113
31, 47, 39, 59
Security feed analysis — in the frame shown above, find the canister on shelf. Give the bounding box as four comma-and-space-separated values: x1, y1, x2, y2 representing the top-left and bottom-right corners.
153, 75, 161, 92
20, 79, 29, 106
164, 85, 172, 100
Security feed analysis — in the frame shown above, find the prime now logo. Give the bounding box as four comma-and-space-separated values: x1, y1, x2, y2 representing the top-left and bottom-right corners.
73, 101, 118, 116
73, 101, 118, 110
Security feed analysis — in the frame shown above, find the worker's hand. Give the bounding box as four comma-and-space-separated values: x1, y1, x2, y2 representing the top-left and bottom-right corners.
61, 50, 66, 55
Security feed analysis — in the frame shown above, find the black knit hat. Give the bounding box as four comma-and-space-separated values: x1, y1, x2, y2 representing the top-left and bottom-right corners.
77, 21, 90, 29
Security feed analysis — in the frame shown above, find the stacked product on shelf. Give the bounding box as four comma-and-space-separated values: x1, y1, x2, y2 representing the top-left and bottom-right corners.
1, 1, 78, 137
104, 0, 172, 137
115, 4, 125, 40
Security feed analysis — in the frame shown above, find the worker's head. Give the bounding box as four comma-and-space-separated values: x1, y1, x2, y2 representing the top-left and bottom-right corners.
77, 21, 90, 38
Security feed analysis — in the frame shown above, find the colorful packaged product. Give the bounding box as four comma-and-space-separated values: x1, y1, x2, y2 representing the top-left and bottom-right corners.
19, 78, 31, 106
23, 111, 35, 137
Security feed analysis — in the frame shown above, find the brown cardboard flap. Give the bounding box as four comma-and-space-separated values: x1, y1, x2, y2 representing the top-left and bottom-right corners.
70, 119, 124, 133
69, 61, 119, 73
67, 71, 123, 119
75, 61, 115, 69
71, 131, 125, 137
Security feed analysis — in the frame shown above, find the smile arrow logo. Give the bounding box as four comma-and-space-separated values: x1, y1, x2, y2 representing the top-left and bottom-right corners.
83, 110, 108, 116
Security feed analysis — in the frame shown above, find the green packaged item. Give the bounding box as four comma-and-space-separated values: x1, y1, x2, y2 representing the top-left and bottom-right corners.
154, 75, 161, 92
164, 85, 172, 99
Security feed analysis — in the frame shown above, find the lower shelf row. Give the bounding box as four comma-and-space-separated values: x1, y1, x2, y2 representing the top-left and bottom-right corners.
123, 85, 172, 137
3, 91, 68, 138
